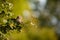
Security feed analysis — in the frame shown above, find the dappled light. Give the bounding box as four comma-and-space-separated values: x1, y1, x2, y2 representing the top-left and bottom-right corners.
0, 0, 60, 40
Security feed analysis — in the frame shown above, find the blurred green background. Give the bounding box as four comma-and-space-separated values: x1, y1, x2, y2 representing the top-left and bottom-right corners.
0, 0, 60, 40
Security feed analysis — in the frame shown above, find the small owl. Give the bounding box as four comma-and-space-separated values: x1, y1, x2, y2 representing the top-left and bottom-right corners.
16, 16, 23, 24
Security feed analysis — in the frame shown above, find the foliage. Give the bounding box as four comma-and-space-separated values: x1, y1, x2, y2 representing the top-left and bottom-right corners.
0, 0, 58, 40
0, 0, 23, 40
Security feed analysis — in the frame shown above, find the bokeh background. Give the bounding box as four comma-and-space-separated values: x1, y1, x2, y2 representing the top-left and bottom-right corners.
0, 0, 60, 40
